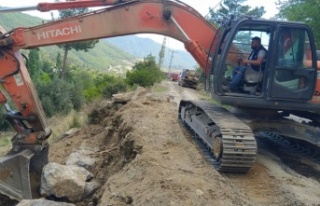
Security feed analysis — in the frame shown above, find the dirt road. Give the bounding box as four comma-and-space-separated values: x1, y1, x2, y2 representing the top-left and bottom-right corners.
166, 81, 320, 205
41, 81, 320, 205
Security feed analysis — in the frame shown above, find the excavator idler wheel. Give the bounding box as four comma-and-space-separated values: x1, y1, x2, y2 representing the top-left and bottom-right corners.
212, 136, 223, 160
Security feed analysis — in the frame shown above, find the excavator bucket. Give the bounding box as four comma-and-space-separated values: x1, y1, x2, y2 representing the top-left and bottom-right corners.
0, 149, 36, 200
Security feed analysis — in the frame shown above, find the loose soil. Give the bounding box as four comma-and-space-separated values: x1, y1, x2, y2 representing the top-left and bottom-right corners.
5, 81, 320, 205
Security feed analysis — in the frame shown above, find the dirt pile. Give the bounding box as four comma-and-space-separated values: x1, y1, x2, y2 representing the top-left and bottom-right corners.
48, 87, 250, 206
7, 81, 320, 206
49, 82, 320, 206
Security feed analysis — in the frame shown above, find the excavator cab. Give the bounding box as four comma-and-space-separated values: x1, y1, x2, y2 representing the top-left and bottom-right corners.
211, 18, 318, 111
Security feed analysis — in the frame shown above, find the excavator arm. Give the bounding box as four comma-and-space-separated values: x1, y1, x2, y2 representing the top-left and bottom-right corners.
0, 0, 224, 200
0, 26, 51, 200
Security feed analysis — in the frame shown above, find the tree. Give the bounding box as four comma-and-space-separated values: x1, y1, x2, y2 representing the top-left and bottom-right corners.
56, 52, 62, 72
194, 65, 205, 84
36, 77, 85, 116
277, 0, 320, 48
55, 0, 99, 79
28, 49, 41, 79
209, 0, 265, 26
125, 54, 165, 87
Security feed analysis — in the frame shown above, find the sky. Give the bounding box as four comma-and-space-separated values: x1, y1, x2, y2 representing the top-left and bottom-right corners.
0, 0, 279, 50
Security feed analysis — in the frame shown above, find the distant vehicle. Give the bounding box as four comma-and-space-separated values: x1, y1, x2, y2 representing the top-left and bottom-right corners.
167, 72, 180, 81
178, 69, 198, 89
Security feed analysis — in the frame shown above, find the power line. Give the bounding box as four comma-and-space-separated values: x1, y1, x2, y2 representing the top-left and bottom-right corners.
158, 36, 166, 68
204, 0, 224, 18
168, 49, 178, 71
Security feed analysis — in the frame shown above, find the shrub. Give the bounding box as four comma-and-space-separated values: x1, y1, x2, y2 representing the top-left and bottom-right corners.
102, 79, 127, 98
88, 109, 100, 124
125, 54, 165, 87
0, 108, 11, 131
69, 82, 85, 111
36, 77, 85, 116
84, 73, 127, 100
69, 115, 81, 128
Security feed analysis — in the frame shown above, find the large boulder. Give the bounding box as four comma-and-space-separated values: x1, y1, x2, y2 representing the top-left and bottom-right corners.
65, 139, 99, 169
66, 150, 96, 169
40, 163, 96, 202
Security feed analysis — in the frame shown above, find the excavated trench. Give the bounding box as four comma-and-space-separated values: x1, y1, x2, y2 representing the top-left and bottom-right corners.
0, 100, 140, 206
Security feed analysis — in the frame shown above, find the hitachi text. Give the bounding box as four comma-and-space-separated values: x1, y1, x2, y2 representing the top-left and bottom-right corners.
37, 26, 82, 40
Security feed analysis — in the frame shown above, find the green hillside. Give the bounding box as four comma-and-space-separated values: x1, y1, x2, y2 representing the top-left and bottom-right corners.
0, 11, 136, 69
0, 10, 42, 30
40, 41, 135, 70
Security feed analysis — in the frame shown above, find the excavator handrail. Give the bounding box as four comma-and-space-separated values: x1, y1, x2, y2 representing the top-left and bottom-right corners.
0, 0, 125, 13
0, 0, 203, 16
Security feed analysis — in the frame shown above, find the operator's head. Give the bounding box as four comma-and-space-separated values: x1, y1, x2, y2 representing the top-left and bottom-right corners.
251, 36, 261, 50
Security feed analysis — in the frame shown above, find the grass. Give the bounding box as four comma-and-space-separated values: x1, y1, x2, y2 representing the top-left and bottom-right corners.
0, 110, 87, 156
0, 132, 15, 156
0, 135, 10, 147
152, 83, 168, 93
48, 110, 87, 144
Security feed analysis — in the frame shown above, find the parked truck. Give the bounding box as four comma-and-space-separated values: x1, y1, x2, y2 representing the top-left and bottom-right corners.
178, 69, 198, 89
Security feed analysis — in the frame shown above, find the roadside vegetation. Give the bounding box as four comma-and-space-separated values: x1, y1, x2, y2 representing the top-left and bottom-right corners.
0, 48, 164, 135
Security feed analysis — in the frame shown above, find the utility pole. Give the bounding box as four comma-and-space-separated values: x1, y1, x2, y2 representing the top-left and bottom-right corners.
168, 49, 178, 71
158, 37, 166, 69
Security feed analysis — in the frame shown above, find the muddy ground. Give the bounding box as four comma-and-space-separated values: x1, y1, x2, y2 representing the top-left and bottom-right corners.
5, 81, 320, 205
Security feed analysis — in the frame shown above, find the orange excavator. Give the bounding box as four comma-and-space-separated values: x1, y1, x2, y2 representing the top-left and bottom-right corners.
0, 0, 319, 201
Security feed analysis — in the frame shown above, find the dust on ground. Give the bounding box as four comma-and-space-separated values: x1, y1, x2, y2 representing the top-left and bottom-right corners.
1, 81, 319, 206
47, 81, 320, 206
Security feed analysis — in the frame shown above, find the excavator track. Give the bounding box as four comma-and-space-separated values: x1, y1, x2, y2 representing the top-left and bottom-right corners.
179, 100, 257, 173
257, 132, 320, 163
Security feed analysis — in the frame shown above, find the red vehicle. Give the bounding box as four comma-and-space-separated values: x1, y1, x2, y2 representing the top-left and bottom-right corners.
167, 72, 179, 81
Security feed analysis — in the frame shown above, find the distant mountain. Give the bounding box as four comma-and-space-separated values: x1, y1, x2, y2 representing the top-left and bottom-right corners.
105, 36, 198, 70
0, 9, 42, 30
40, 41, 135, 70
0, 10, 197, 71
0, 11, 136, 70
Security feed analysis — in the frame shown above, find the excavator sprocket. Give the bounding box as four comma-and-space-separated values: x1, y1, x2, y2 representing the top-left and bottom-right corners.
179, 100, 257, 173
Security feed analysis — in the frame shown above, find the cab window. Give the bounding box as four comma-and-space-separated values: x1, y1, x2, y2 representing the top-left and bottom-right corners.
275, 28, 312, 90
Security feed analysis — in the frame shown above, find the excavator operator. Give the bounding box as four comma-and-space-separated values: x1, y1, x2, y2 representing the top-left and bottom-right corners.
223, 36, 267, 92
